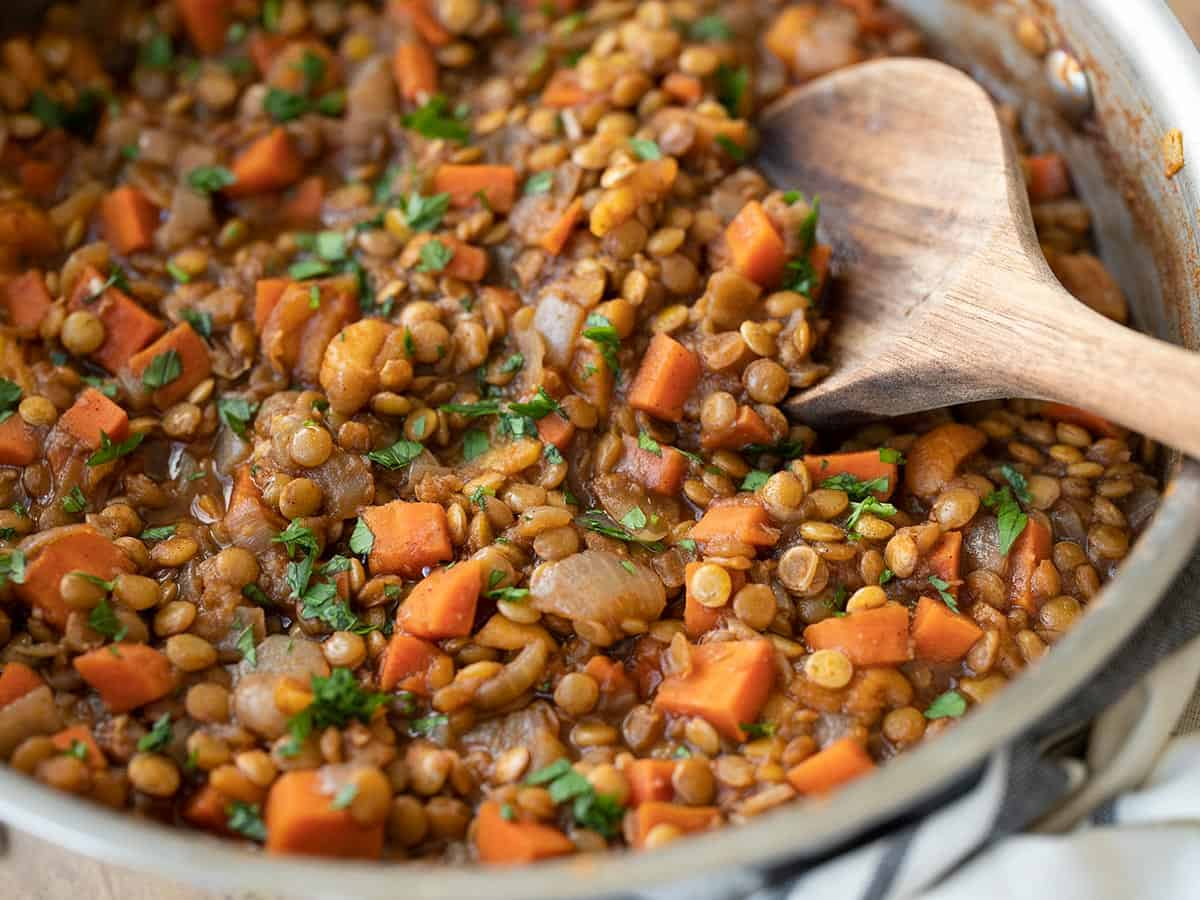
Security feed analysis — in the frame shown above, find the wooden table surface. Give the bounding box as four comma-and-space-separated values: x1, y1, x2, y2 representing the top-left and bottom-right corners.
4, 2, 1199, 898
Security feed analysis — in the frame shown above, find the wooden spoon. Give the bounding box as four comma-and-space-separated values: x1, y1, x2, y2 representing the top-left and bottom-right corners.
758, 57, 1200, 457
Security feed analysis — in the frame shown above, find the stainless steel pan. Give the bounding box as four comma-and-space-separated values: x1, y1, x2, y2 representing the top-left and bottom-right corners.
1, 1, 1198, 897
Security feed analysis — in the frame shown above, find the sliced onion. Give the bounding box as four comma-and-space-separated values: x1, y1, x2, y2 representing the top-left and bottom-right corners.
461, 701, 567, 772
233, 673, 291, 739
962, 515, 1002, 575
532, 293, 585, 369
529, 550, 666, 645
1125, 484, 1160, 533
240, 635, 329, 680
0, 685, 63, 759
594, 472, 675, 542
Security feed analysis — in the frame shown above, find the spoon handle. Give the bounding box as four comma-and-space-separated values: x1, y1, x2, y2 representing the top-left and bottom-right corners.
995, 276, 1200, 458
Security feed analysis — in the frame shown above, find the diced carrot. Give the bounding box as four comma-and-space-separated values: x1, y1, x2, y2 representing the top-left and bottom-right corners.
568, 342, 614, 418
809, 242, 833, 298
281, 176, 325, 228
475, 800, 575, 864
0, 198, 59, 258
786, 737, 875, 795
538, 197, 584, 256
248, 31, 288, 75
0, 415, 39, 466
265, 770, 385, 859
57, 387, 129, 450
396, 559, 483, 640
911, 595, 982, 663
1040, 402, 1121, 438
254, 277, 291, 332
260, 276, 360, 384
73, 644, 174, 713
266, 41, 340, 94
19, 160, 61, 199
628, 802, 720, 848
924, 530, 962, 590
535, 412, 575, 452
175, 0, 233, 55
1008, 515, 1053, 614
583, 655, 635, 705
100, 186, 159, 256
803, 603, 911, 667
540, 70, 591, 108
2, 270, 53, 336
378, 632, 446, 693
15, 525, 136, 629
726, 201, 787, 287
616, 434, 689, 496
433, 165, 517, 213
128, 322, 213, 409
388, 0, 452, 47
225, 128, 305, 198
689, 503, 780, 550
803, 450, 899, 500
662, 72, 703, 104
628, 333, 701, 423
362, 500, 453, 578
393, 39, 437, 101
51, 724, 107, 769
1024, 153, 1071, 203
224, 466, 287, 553
765, 6, 816, 72
700, 405, 773, 450
439, 235, 489, 282
691, 116, 751, 156
654, 639, 774, 740
183, 784, 232, 834
0, 661, 43, 709
905, 423, 988, 500
626, 759, 677, 806
683, 561, 721, 639
68, 265, 165, 373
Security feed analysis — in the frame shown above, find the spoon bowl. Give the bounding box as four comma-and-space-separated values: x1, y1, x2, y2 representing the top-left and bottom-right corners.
758, 58, 1200, 456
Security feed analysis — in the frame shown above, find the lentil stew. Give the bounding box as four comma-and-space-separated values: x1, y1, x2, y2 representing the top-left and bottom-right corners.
0, 0, 1159, 865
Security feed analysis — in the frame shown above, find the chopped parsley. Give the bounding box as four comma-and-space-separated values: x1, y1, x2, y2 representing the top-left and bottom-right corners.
525, 759, 624, 837
741, 470, 770, 491
844, 495, 898, 536
61, 486, 87, 515
180, 308, 213, 339
402, 94, 470, 142
783, 197, 822, 297
287, 258, 332, 280
637, 431, 662, 456
689, 14, 732, 41
409, 714, 448, 736
86, 430, 145, 467
440, 399, 502, 418
367, 439, 424, 470
821, 472, 890, 501
582, 313, 620, 373
217, 396, 258, 438
523, 171, 554, 195
715, 64, 748, 117
463, 429, 489, 462
65, 740, 89, 761
740, 721, 776, 740
403, 191, 452, 232
349, 518, 375, 556
1000, 463, 1032, 503
274, 520, 320, 558
499, 352, 525, 374
227, 801, 267, 841
137, 714, 173, 752
140, 525, 175, 541
331, 782, 358, 811
187, 165, 236, 194
879, 568, 894, 585
139, 32, 174, 69
929, 575, 959, 613
235, 622, 258, 667
879, 447, 904, 464
543, 443, 564, 465
924, 690, 967, 720
629, 138, 662, 161
575, 509, 665, 552
88, 597, 127, 641
0, 549, 25, 588
715, 134, 746, 161
286, 669, 387, 751
416, 239, 453, 273
619, 507, 648, 531
982, 486, 1028, 556
508, 387, 566, 420
141, 350, 182, 390
469, 485, 494, 510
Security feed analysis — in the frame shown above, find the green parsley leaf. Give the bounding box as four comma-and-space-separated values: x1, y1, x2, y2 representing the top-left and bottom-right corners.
629, 138, 662, 161
500, 803, 516, 821
1000, 464, 1032, 503
440, 399, 501, 418
620, 507, 648, 530
65, 740, 89, 761
140, 525, 175, 541
286, 669, 388, 749
180, 308, 213, 339
582, 313, 620, 373
879, 568, 894, 585
88, 597, 127, 641
715, 64, 748, 118
288, 258, 332, 280
543, 443, 564, 465
508, 387, 566, 420
227, 22, 247, 44
187, 165, 236, 194
139, 32, 173, 69
331, 782, 358, 810
141, 350, 182, 390
403, 191, 452, 231
61, 485, 87, 515
740, 721, 775, 740
297, 50, 326, 96
741, 470, 769, 491
236, 622, 257, 667
227, 801, 267, 842
416, 239, 453, 273
499, 352, 525, 374
637, 431, 662, 456
844, 495, 898, 535
523, 171, 554, 195
879, 447, 904, 464
526, 759, 572, 785
262, 0, 282, 29
575, 509, 665, 552
409, 714, 448, 736
469, 485, 494, 510
80, 376, 118, 400
797, 196, 821, 251
274, 520, 320, 558
86, 430, 145, 467
30, 88, 105, 140
264, 87, 309, 122
689, 14, 731, 40
243, 583, 271, 606
0, 379, 20, 424
315, 230, 347, 262
463, 428, 489, 462
138, 714, 173, 752
782, 190, 801, 205
367, 439, 424, 470
0, 549, 25, 588
929, 575, 959, 613
488, 585, 530, 603
924, 690, 967, 720
678, 538, 697, 553
349, 518, 374, 556
402, 94, 470, 142
218, 396, 258, 438
982, 486, 1028, 556
821, 473, 890, 501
